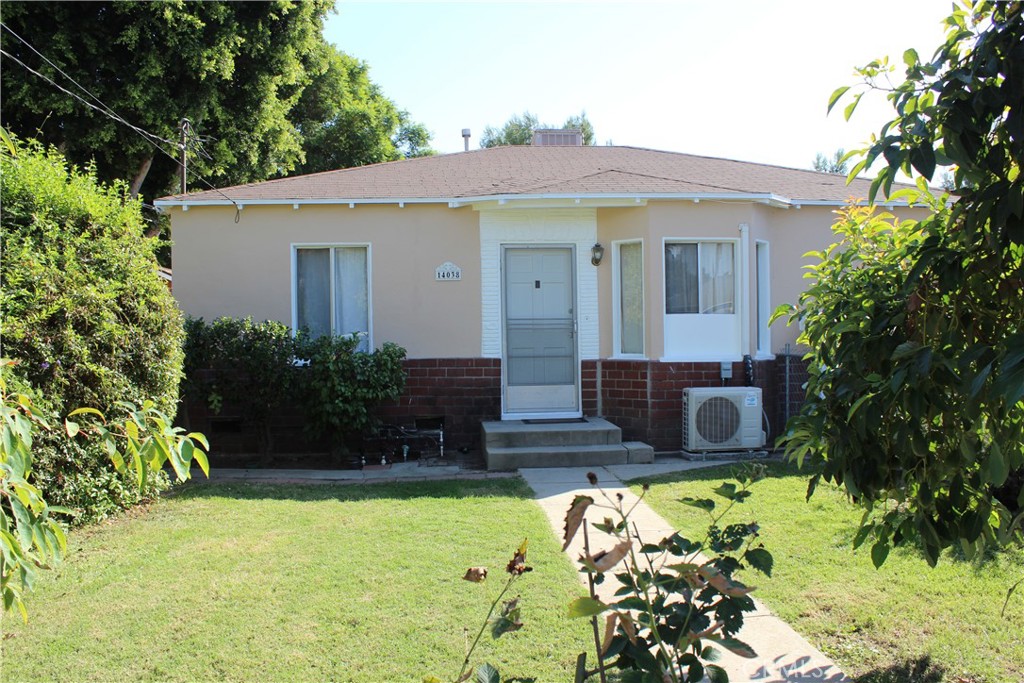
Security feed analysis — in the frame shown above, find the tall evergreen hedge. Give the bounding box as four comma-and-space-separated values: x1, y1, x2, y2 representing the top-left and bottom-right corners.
0, 135, 184, 521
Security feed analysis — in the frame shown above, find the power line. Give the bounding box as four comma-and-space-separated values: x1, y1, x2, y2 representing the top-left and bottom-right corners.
0, 28, 242, 214
1, 23, 176, 149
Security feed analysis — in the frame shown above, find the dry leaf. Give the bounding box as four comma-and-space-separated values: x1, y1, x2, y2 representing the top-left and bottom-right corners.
462, 567, 488, 583
601, 613, 618, 654
506, 539, 533, 576
698, 566, 754, 597
562, 495, 594, 550
619, 613, 638, 644
583, 539, 632, 573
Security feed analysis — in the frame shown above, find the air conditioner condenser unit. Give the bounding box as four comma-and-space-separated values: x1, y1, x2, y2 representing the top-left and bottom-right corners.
682, 387, 766, 452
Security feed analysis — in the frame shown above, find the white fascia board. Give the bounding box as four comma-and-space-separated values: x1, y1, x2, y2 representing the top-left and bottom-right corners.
793, 198, 915, 207
155, 192, 806, 211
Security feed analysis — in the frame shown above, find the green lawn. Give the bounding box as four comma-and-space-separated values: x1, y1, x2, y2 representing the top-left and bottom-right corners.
632, 461, 1024, 683
0, 479, 594, 682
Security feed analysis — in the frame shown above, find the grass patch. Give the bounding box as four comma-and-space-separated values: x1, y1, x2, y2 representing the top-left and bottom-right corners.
0, 478, 593, 682
631, 461, 1024, 683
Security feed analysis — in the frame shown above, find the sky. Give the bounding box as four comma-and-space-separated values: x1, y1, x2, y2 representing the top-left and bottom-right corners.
323, 0, 952, 171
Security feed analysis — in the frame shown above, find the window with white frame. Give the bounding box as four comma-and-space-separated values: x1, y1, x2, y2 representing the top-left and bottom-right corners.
756, 241, 771, 356
294, 245, 370, 350
614, 240, 644, 356
665, 242, 735, 315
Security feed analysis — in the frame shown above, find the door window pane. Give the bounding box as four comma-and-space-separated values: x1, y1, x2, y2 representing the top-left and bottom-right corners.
619, 242, 644, 354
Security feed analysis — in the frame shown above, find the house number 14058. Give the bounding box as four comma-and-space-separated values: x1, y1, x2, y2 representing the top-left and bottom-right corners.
435, 262, 462, 281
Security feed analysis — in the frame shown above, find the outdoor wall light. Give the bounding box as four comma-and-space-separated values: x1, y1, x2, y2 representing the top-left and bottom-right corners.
591, 242, 605, 266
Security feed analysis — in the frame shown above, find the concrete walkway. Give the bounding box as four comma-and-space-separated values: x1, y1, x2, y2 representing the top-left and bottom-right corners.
520, 461, 849, 683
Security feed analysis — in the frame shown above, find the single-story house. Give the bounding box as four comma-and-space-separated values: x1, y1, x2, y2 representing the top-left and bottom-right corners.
156, 135, 918, 457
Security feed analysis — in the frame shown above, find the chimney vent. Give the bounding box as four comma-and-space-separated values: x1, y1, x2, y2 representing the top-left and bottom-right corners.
532, 129, 583, 146
462, 128, 471, 152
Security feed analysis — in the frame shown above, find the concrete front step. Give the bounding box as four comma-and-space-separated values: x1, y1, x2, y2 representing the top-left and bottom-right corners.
485, 444, 628, 470
481, 417, 621, 449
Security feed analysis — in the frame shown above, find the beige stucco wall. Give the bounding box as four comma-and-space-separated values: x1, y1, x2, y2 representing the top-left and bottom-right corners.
171, 198, 925, 364
170, 203, 482, 358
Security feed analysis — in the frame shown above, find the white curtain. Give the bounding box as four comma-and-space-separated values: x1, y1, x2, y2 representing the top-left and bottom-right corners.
333, 247, 369, 351
665, 243, 698, 314
619, 242, 644, 353
699, 242, 734, 314
296, 248, 331, 337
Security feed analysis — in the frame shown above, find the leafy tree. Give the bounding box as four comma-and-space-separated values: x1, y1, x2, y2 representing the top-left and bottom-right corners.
0, 1, 334, 200
480, 111, 540, 148
0, 132, 185, 522
777, 0, 1023, 564
290, 44, 434, 175
480, 110, 596, 147
812, 149, 848, 174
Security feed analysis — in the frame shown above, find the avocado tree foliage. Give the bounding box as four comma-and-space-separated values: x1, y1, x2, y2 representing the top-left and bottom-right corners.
775, 0, 1023, 565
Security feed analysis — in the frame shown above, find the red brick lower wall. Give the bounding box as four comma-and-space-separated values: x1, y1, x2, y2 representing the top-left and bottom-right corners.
187, 357, 799, 455
383, 357, 787, 453
583, 359, 779, 451
377, 358, 501, 451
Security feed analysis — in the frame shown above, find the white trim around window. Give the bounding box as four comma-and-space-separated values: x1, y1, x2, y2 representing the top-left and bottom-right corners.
612, 239, 645, 358
290, 243, 373, 351
662, 237, 741, 361
755, 240, 773, 359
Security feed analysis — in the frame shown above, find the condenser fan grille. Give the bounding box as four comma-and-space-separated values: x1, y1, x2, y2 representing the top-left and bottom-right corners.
694, 396, 741, 443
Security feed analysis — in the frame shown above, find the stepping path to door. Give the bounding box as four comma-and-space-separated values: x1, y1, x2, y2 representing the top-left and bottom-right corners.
519, 461, 849, 683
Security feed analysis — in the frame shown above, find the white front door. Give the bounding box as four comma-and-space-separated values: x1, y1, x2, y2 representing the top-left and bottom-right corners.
502, 246, 579, 417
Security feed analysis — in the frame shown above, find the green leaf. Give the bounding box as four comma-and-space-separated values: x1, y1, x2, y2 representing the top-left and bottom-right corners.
827, 86, 851, 115
844, 91, 864, 121
681, 497, 715, 512
67, 407, 104, 419
567, 596, 609, 618
744, 547, 774, 577
892, 341, 921, 361
706, 635, 757, 659
846, 392, 876, 421
475, 663, 500, 683
64, 420, 80, 438
712, 482, 737, 500
903, 48, 920, 68
984, 443, 1009, 487
706, 663, 729, 683
871, 540, 890, 568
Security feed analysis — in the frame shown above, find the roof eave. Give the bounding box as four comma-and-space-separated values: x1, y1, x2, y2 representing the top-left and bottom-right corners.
153, 192, 917, 211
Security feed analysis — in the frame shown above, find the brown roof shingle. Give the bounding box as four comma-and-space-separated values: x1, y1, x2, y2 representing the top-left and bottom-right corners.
158, 145, 883, 204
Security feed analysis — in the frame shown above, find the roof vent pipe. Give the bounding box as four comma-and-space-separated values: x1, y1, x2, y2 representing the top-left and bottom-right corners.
462, 128, 471, 152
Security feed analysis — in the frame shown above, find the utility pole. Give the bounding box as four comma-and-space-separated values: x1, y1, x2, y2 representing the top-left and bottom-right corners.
179, 118, 190, 194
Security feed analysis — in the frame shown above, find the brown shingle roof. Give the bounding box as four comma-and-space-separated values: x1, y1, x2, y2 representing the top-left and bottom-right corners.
158, 146, 883, 204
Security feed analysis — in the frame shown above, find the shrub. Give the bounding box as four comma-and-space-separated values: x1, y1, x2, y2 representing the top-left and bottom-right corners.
0, 134, 184, 522
297, 334, 407, 453
182, 316, 298, 458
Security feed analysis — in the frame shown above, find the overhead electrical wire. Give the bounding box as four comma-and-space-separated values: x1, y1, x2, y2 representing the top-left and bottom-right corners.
0, 22, 243, 217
